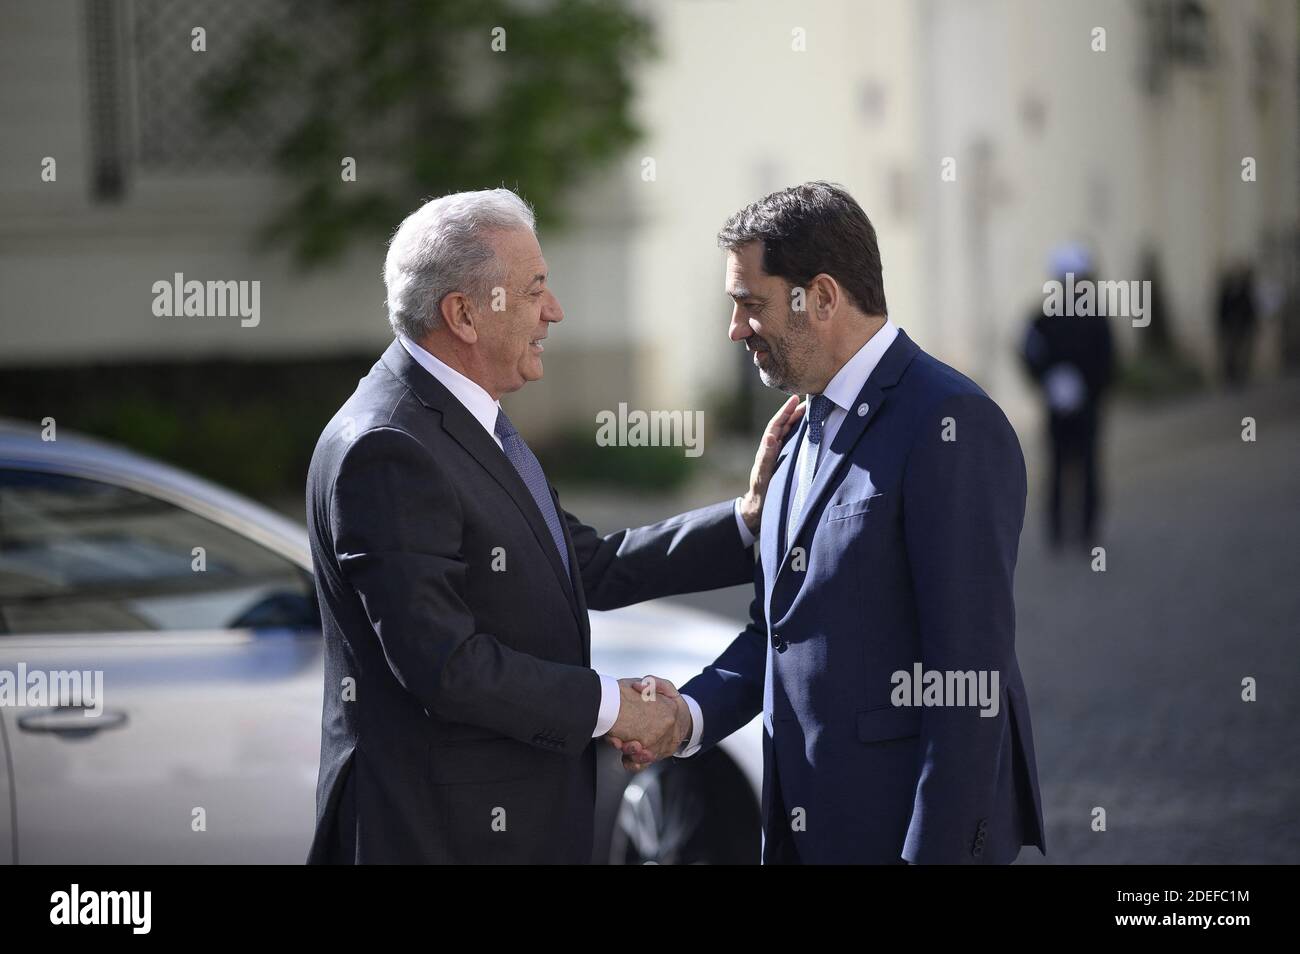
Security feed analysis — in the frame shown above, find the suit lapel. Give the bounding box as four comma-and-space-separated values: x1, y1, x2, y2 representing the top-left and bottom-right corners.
379, 341, 578, 616
768, 329, 921, 598
784, 380, 885, 553
555, 491, 592, 655
761, 422, 800, 634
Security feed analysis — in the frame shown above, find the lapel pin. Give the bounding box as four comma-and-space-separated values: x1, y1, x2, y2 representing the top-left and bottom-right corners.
857, 403, 869, 416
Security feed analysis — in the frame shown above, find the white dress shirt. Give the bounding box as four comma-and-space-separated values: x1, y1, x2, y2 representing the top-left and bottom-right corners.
676, 319, 899, 757
399, 334, 503, 448
397, 335, 627, 738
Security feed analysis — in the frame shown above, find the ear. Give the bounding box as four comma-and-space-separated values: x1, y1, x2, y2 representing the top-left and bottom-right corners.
440, 291, 480, 345
808, 273, 841, 320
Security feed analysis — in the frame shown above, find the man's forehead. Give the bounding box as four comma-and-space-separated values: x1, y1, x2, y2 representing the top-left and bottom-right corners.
725, 244, 767, 296
493, 228, 546, 281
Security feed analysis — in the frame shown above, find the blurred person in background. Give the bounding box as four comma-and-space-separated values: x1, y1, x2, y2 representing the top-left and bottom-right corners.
1215, 261, 1259, 389
1137, 245, 1173, 359
1021, 244, 1116, 551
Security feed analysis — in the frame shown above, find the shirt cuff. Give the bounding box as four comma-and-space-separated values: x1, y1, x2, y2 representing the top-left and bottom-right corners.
733, 496, 757, 549
674, 693, 704, 758
592, 673, 621, 737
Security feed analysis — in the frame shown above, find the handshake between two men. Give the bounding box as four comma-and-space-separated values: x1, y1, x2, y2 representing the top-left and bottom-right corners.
600, 393, 808, 774
605, 675, 689, 771
308, 182, 1046, 865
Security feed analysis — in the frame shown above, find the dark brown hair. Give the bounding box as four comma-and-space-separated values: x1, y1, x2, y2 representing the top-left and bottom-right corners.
717, 181, 887, 317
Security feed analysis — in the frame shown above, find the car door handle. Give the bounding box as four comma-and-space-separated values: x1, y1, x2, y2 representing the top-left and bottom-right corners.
16, 707, 128, 737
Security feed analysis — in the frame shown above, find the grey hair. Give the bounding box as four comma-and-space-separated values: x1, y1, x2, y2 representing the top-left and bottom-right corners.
383, 188, 536, 340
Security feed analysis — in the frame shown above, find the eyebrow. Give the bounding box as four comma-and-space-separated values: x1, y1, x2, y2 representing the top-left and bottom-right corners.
728, 288, 759, 301
529, 273, 547, 287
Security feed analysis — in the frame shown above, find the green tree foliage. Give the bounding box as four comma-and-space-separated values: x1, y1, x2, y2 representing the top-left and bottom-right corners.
201, 0, 654, 265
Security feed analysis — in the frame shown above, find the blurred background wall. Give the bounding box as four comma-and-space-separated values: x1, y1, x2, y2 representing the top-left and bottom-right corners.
3, 0, 1299, 866
1, 0, 1297, 500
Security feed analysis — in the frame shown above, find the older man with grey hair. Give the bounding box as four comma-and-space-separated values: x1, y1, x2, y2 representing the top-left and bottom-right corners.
305, 188, 800, 863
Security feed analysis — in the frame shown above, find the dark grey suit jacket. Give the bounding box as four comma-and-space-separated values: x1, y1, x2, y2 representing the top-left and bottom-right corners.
305, 340, 752, 863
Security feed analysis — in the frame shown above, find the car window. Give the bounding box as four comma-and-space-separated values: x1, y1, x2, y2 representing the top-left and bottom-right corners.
0, 469, 318, 635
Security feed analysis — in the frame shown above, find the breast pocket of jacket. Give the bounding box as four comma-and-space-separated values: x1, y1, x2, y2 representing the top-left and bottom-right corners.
826, 492, 885, 523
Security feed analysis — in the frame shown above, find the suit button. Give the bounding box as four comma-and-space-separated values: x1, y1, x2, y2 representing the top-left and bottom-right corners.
771, 634, 787, 652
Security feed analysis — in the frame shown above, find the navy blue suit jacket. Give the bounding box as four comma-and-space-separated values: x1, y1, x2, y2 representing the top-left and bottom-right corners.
681, 329, 1046, 864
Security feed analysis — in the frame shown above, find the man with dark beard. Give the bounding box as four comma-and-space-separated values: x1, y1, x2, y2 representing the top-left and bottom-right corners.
623, 182, 1046, 865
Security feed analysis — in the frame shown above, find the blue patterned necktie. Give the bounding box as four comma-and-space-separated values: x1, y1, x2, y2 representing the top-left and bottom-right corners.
785, 393, 835, 543
494, 409, 571, 580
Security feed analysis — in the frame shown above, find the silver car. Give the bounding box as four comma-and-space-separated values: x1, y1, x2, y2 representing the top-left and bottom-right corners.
0, 420, 762, 864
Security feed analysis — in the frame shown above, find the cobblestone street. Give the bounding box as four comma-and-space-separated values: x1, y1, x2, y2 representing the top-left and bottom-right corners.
603, 378, 1300, 863
1012, 379, 1299, 863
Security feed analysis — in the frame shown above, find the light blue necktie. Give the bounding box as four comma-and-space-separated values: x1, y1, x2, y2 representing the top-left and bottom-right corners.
765, 393, 834, 726
494, 409, 571, 580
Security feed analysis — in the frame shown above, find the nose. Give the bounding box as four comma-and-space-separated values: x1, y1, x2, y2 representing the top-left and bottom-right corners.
543, 288, 564, 324
728, 303, 751, 343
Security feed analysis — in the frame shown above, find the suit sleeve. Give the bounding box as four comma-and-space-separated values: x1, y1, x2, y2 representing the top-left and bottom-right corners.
564, 499, 754, 611
331, 426, 600, 757
676, 555, 768, 750
900, 393, 1028, 864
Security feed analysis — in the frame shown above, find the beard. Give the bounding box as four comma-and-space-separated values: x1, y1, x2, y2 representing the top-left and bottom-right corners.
749, 309, 813, 394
